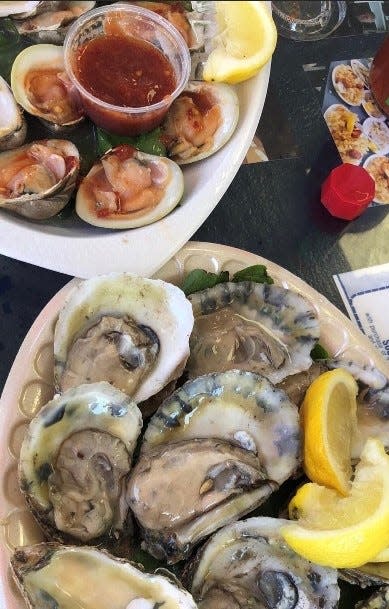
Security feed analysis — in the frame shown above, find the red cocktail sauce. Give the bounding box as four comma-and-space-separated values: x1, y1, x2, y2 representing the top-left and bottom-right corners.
75, 35, 177, 134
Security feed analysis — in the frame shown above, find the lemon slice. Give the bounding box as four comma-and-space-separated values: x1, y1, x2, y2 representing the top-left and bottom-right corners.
281, 438, 389, 568
203, 1, 277, 84
300, 368, 358, 495
371, 546, 389, 563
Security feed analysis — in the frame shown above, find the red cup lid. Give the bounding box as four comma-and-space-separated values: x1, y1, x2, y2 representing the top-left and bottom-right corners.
321, 163, 375, 220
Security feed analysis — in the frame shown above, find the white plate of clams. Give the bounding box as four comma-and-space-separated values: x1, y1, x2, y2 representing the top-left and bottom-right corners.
0, 0, 271, 278
1, 241, 389, 609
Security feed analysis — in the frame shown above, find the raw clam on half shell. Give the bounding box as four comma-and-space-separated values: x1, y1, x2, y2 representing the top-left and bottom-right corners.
54, 273, 194, 405
163, 81, 239, 164
11, 544, 198, 609
0, 139, 80, 219
11, 43, 84, 129
19, 382, 142, 548
75, 145, 184, 229
0, 75, 27, 152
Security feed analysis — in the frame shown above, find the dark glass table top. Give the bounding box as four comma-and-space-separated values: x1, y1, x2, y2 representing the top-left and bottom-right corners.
1, 3, 388, 392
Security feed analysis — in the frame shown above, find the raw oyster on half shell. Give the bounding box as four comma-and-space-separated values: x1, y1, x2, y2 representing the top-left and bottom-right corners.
128, 370, 300, 563
0, 75, 27, 151
11, 43, 84, 129
14, 1, 96, 44
187, 282, 320, 384
0, 139, 80, 219
54, 273, 194, 405
11, 543, 198, 609
185, 517, 340, 609
162, 81, 239, 164
0, 1, 41, 18
19, 382, 142, 549
75, 145, 184, 229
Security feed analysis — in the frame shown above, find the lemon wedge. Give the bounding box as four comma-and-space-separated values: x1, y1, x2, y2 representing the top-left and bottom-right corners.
203, 1, 277, 84
281, 438, 389, 568
370, 546, 389, 563
300, 368, 358, 496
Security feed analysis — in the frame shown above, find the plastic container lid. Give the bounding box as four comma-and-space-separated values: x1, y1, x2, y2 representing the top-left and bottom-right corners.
321, 163, 375, 220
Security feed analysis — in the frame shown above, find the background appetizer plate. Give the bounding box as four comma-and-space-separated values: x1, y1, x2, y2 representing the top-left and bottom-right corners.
0, 60, 271, 278
1, 241, 389, 609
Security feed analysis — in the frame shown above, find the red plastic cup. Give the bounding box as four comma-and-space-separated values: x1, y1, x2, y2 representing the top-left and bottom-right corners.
321, 163, 375, 220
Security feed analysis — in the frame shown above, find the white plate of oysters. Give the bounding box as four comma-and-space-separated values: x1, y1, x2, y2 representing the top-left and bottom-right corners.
1, 241, 389, 609
0, 0, 271, 278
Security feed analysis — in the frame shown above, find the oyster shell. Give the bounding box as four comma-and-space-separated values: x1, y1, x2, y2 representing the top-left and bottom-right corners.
0, 1, 41, 18
128, 370, 300, 563
356, 587, 389, 609
54, 273, 194, 405
0, 139, 80, 219
162, 81, 239, 164
75, 145, 184, 229
185, 517, 340, 609
11, 43, 84, 129
19, 382, 142, 548
11, 543, 198, 609
187, 282, 320, 384
15, 2, 96, 44
0, 75, 27, 151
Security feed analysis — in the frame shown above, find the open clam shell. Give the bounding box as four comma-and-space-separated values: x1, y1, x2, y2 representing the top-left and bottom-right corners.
0, 75, 27, 152
162, 81, 239, 164
0, 139, 80, 220
19, 382, 142, 550
11, 543, 198, 609
75, 145, 184, 229
11, 43, 84, 129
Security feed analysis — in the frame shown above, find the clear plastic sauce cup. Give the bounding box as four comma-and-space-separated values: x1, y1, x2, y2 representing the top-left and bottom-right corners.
64, 3, 191, 136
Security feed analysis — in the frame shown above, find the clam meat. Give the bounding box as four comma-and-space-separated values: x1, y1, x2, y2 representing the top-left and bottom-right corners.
162, 81, 239, 164
128, 370, 300, 563
187, 282, 320, 384
75, 145, 184, 229
19, 382, 142, 548
0, 75, 27, 151
11, 543, 198, 609
54, 273, 194, 405
185, 517, 340, 609
0, 138, 80, 219
11, 43, 84, 129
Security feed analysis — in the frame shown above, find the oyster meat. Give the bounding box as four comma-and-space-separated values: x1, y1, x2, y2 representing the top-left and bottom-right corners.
19, 382, 142, 548
356, 587, 389, 609
11, 43, 84, 129
14, 2, 96, 44
128, 370, 300, 563
0, 75, 27, 151
162, 81, 239, 164
187, 282, 320, 384
75, 145, 184, 229
11, 543, 198, 609
0, 138, 80, 219
54, 273, 194, 405
185, 517, 340, 609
